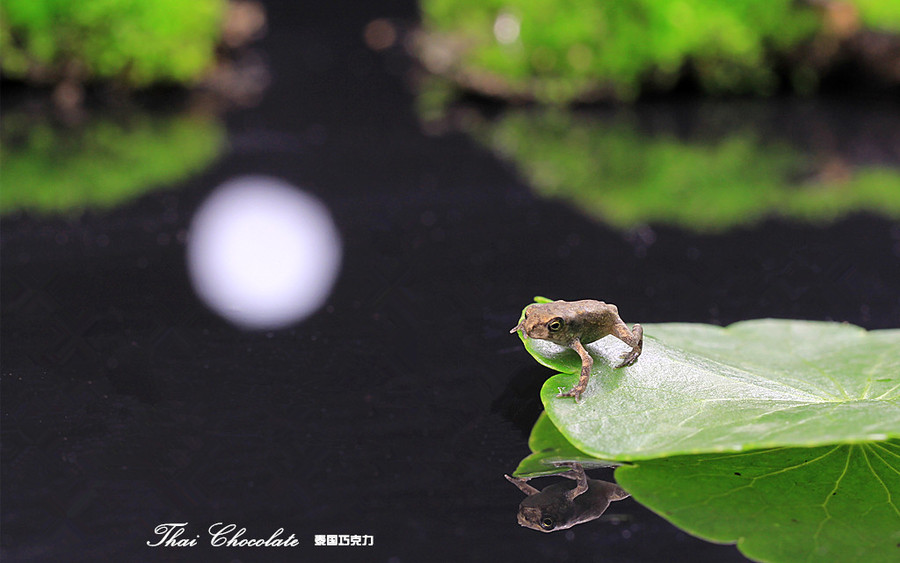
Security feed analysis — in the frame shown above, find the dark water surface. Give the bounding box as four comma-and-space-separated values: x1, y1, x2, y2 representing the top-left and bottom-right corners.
3, 1, 899, 562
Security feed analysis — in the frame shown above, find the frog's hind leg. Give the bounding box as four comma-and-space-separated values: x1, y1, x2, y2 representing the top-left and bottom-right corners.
561, 463, 589, 501
612, 321, 643, 368
556, 338, 592, 402
552, 463, 590, 500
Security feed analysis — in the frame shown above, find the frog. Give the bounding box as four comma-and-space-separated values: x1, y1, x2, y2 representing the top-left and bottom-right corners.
510, 299, 643, 401
504, 463, 630, 533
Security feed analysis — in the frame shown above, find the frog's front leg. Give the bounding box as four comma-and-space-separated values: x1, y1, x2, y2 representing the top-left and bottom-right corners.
611, 321, 643, 368
557, 338, 592, 402
504, 474, 540, 496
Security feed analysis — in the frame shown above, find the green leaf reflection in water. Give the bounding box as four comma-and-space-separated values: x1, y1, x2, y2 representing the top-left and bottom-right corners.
514, 414, 900, 563
468, 110, 900, 231
1, 111, 225, 215
514, 411, 619, 477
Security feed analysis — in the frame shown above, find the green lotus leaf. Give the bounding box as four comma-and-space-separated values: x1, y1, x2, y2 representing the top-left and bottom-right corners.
512, 413, 900, 562
616, 441, 900, 562
513, 411, 618, 477
513, 311, 900, 460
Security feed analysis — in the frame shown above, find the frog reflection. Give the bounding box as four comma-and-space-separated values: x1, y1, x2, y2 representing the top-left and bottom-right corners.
504, 463, 629, 532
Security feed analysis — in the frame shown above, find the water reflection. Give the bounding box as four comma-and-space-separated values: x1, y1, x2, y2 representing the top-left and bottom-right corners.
186, 176, 342, 329
505, 462, 629, 533
416, 91, 900, 232
0, 111, 225, 215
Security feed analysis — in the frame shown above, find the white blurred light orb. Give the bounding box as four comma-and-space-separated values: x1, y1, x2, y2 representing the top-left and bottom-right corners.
187, 176, 342, 329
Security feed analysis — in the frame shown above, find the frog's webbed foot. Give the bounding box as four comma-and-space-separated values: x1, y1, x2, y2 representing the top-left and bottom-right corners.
556, 385, 586, 402
615, 323, 643, 368
617, 349, 639, 368
554, 462, 586, 480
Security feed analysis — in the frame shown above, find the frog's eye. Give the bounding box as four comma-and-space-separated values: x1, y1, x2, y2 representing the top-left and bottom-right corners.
540, 516, 555, 530
547, 318, 563, 332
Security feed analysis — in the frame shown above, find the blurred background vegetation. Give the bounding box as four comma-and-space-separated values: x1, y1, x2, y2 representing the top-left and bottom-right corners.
0, 0, 264, 216
411, 0, 900, 232
1, 0, 897, 225
0, 0, 225, 87
416, 0, 900, 102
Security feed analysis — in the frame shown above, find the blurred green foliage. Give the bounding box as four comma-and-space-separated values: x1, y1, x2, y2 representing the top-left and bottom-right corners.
0, 112, 225, 214
418, 0, 900, 102
466, 109, 900, 231
853, 0, 900, 31
0, 0, 224, 85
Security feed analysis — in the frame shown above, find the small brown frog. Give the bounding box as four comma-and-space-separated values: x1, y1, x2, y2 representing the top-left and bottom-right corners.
510, 299, 642, 401
504, 463, 630, 532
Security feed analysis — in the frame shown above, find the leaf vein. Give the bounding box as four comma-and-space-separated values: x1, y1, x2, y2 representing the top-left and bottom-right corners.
873, 381, 900, 401
663, 353, 833, 401
810, 446, 852, 561
861, 445, 900, 519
